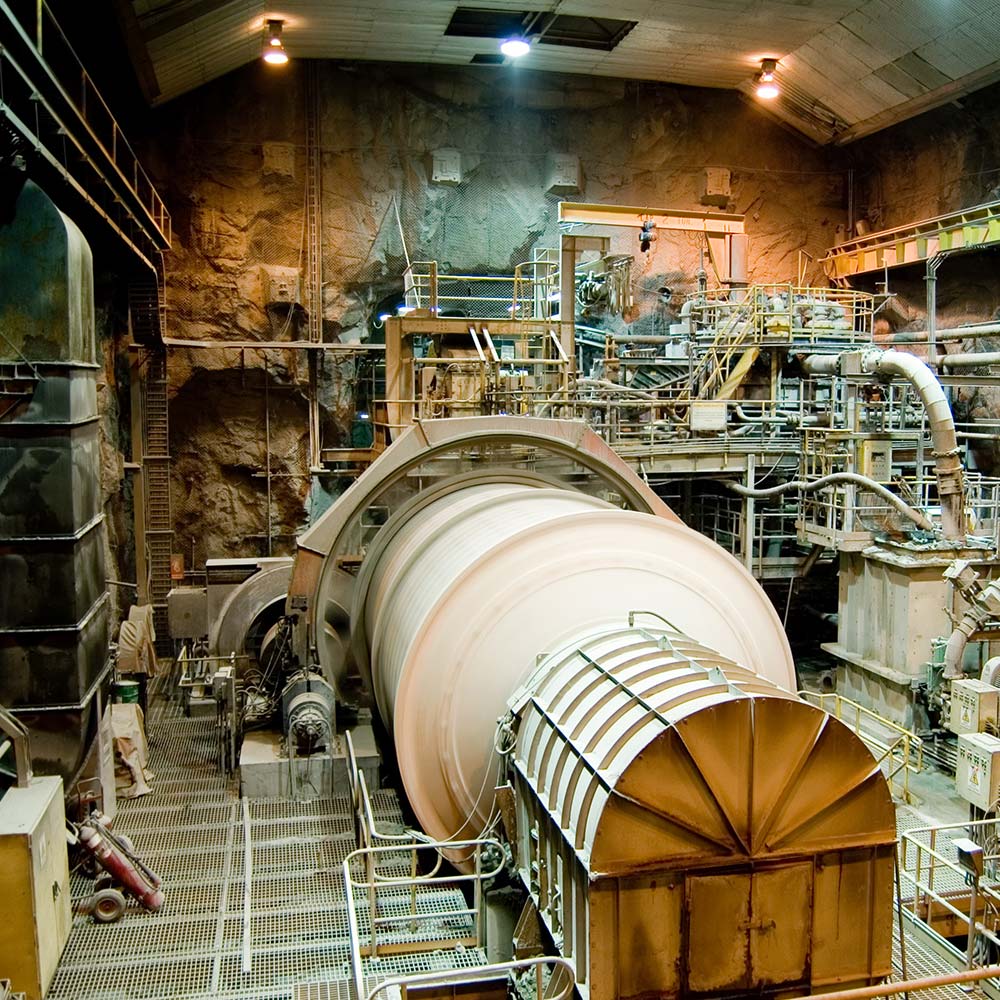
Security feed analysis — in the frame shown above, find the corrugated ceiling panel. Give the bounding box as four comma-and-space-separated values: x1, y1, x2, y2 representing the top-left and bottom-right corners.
820, 23, 886, 72
130, 0, 1000, 143
872, 61, 926, 100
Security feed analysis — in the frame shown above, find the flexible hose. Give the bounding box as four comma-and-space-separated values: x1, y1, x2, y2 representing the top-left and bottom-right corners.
723, 472, 935, 532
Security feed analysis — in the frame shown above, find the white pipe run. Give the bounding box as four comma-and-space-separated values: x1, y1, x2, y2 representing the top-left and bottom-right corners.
941, 352, 1000, 369
943, 579, 1000, 679
803, 349, 965, 539
725, 473, 934, 532
359, 482, 795, 845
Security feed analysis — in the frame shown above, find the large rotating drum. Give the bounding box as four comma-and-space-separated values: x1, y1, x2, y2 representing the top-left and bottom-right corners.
353, 480, 793, 842
291, 416, 894, 998
292, 417, 794, 843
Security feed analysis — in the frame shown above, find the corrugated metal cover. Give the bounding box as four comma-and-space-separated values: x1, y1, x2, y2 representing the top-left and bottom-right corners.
127, 0, 1000, 140
513, 624, 896, 876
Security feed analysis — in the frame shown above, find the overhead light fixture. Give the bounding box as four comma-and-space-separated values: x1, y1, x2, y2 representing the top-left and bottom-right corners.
263, 19, 289, 65
755, 58, 779, 100
500, 36, 531, 58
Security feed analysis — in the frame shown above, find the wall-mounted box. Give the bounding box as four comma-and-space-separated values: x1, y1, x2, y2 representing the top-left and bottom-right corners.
859, 438, 892, 483
431, 148, 463, 186
690, 400, 727, 433
957, 731, 1000, 810
167, 586, 208, 641
950, 678, 1000, 735
546, 154, 583, 195
262, 141, 296, 178
700, 167, 731, 207
260, 265, 302, 307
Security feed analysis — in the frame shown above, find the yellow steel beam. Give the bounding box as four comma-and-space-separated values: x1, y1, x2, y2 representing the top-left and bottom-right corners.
558, 201, 745, 235
820, 198, 1000, 279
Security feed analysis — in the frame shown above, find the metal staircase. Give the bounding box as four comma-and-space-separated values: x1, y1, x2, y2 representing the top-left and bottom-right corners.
678, 298, 755, 401
304, 62, 323, 471
129, 270, 172, 648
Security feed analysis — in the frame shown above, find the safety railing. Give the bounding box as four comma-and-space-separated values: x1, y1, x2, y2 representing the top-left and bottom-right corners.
687, 284, 876, 347
0, 0, 171, 254
346, 730, 418, 850
364, 957, 576, 1000
899, 817, 1000, 961
963, 473, 1000, 554
403, 261, 559, 320
343, 837, 505, 999
800, 692, 923, 802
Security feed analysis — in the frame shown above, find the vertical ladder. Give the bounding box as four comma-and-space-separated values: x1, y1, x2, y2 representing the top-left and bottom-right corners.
130, 266, 173, 648
304, 63, 323, 472
144, 352, 173, 646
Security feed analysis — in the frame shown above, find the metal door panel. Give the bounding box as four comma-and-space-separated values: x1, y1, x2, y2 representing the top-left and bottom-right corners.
686, 872, 751, 992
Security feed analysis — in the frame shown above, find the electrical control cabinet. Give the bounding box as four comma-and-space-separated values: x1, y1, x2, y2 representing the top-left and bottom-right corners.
957, 732, 1000, 810
0, 776, 72, 1000
859, 438, 893, 483
949, 678, 1000, 735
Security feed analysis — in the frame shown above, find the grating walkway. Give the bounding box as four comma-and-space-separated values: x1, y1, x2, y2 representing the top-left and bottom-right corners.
49, 696, 987, 1000
49, 699, 485, 1000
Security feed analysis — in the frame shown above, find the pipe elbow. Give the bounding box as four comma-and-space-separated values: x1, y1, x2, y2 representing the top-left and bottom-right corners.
944, 614, 977, 679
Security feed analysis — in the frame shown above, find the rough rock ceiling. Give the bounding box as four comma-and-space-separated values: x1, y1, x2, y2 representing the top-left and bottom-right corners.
121, 0, 1000, 143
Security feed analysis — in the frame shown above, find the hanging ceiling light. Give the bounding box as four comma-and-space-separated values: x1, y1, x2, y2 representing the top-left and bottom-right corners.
263, 19, 289, 65
500, 35, 531, 58
755, 58, 779, 99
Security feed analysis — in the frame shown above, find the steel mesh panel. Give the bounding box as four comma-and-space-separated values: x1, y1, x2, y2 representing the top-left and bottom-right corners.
252, 836, 354, 874
116, 802, 237, 833
250, 798, 354, 820
48, 958, 215, 1000
217, 949, 351, 995
55, 695, 474, 1000
60, 916, 222, 964
250, 870, 345, 911
252, 814, 353, 839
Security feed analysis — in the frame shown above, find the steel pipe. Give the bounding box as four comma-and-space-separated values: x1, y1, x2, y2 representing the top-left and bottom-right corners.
941, 351, 1000, 369
802, 964, 1000, 1000
724, 472, 935, 532
803, 349, 965, 539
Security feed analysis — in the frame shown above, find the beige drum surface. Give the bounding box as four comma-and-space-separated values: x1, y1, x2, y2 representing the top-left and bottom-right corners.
363, 484, 794, 843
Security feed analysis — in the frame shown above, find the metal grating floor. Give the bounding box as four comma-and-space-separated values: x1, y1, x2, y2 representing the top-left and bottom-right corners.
49, 696, 485, 1000
50, 694, 984, 1000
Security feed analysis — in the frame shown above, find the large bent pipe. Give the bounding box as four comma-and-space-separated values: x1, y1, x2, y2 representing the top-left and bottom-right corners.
804, 349, 965, 539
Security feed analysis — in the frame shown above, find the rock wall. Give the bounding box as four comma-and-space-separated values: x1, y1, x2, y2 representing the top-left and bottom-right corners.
145, 60, 847, 565
848, 82, 1000, 321
849, 82, 1000, 475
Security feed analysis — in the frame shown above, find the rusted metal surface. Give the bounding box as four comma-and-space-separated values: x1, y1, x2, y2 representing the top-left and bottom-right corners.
510, 622, 897, 998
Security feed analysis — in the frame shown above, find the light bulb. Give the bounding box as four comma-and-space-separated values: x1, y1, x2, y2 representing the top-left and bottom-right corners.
500, 37, 530, 58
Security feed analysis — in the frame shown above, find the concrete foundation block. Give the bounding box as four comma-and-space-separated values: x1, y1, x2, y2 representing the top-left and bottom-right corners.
240, 724, 379, 800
